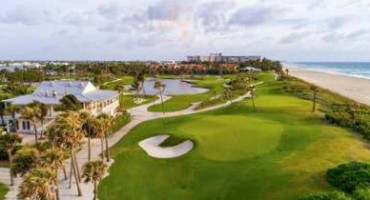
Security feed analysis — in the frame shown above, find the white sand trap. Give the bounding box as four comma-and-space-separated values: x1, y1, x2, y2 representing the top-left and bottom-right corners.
133, 98, 146, 104
139, 135, 194, 159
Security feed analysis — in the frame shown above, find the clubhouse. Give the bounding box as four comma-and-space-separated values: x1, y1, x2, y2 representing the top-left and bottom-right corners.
2, 81, 119, 133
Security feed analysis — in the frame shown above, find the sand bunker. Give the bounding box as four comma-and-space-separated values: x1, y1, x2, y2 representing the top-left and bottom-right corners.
133, 98, 146, 104
139, 135, 194, 159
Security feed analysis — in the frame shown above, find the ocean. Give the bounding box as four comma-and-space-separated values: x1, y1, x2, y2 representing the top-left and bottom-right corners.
293, 62, 370, 80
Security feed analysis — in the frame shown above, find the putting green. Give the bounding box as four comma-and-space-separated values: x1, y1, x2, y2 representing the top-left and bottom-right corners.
99, 73, 370, 200
181, 115, 284, 161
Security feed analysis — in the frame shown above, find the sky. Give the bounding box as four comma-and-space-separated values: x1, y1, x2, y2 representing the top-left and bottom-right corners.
0, 0, 370, 61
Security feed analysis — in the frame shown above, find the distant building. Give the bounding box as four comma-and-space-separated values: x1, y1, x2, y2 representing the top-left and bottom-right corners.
2, 81, 119, 133
187, 53, 261, 63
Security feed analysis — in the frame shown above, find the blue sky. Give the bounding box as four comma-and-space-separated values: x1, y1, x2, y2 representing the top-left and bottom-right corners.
0, 0, 370, 61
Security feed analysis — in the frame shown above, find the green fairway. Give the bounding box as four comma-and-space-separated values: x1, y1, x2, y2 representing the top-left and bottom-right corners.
99, 73, 370, 200
147, 77, 225, 112
0, 183, 8, 200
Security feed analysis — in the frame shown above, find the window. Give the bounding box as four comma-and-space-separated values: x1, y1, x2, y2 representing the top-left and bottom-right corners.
22, 121, 30, 130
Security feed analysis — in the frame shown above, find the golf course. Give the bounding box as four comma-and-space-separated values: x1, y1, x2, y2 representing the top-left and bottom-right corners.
99, 73, 370, 200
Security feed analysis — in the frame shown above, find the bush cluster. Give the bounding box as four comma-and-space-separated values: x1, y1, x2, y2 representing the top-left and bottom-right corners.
327, 162, 370, 193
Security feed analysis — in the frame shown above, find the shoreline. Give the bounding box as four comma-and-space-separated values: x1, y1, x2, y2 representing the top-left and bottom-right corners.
283, 63, 370, 106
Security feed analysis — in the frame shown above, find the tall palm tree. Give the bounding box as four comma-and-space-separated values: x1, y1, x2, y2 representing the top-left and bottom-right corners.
0, 132, 22, 186
35, 102, 48, 139
154, 79, 166, 115
97, 113, 113, 162
349, 102, 361, 120
285, 68, 289, 77
39, 148, 67, 200
82, 161, 107, 200
21, 105, 40, 143
137, 72, 146, 97
5, 104, 20, 133
224, 88, 233, 103
80, 112, 99, 161
0, 101, 6, 127
51, 111, 84, 196
19, 167, 57, 200
249, 85, 256, 111
310, 85, 319, 112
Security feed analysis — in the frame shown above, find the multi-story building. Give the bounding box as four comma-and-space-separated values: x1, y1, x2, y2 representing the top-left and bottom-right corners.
187, 53, 261, 63
2, 81, 119, 133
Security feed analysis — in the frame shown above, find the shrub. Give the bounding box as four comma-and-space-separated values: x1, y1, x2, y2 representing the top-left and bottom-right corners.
109, 113, 131, 134
353, 187, 370, 200
327, 162, 370, 193
300, 191, 351, 200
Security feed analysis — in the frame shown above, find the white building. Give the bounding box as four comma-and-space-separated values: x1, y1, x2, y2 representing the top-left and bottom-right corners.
2, 81, 119, 133
187, 53, 261, 63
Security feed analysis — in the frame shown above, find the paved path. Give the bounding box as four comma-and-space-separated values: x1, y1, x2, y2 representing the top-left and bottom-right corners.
0, 89, 254, 200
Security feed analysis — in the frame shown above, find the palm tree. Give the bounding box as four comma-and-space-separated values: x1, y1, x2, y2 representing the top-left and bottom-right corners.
285, 68, 289, 77
56, 94, 82, 112
19, 167, 57, 200
50, 111, 84, 196
348, 102, 361, 120
35, 102, 48, 139
310, 85, 319, 112
137, 72, 146, 97
224, 88, 233, 103
12, 146, 40, 177
249, 85, 256, 111
154, 79, 166, 115
0, 101, 6, 126
82, 161, 107, 200
97, 113, 113, 162
39, 148, 67, 200
21, 105, 39, 143
0, 131, 22, 186
80, 112, 99, 161
5, 104, 20, 133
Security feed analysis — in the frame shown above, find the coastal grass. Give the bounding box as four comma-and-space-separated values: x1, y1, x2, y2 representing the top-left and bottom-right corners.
99, 73, 370, 200
147, 77, 225, 112
0, 183, 8, 200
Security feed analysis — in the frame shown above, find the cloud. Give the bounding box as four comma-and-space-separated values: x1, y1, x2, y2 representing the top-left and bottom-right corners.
97, 3, 120, 20
280, 32, 310, 44
194, 1, 235, 32
322, 30, 370, 43
0, 7, 51, 25
229, 4, 287, 27
147, 0, 195, 21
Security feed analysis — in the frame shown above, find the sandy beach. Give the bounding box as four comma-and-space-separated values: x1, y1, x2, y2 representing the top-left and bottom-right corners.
284, 64, 370, 106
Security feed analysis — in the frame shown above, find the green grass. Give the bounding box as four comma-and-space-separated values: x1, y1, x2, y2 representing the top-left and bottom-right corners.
99, 73, 370, 200
120, 95, 158, 109
147, 77, 225, 112
0, 183, 8, 200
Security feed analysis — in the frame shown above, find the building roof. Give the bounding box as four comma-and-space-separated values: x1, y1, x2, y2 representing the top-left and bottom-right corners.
3, 81, 119, 105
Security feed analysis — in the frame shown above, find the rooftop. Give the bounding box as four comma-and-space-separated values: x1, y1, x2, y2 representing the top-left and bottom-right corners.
4, 81, 118, 105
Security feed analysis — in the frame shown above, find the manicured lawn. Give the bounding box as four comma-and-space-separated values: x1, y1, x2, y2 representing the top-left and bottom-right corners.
120, 95, 158, 109
0, 183, 8, 200
147, 77, 225, 112
99, 73, 370, 200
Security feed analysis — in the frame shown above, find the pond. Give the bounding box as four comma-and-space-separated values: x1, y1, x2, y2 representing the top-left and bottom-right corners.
126, 79, 209, 95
